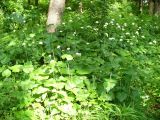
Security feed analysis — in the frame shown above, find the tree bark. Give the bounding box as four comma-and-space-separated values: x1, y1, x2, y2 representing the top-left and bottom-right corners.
35, 0, 39, 6
155, 0, 160, 15
28, 0, 31, 5
46, 0, 66, 33
149, 0, 154, 15
139, 0, 143, 14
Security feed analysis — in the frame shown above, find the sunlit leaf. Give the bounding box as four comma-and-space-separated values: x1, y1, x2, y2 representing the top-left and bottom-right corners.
23, 64, 34, 73
103, 79, 117, 92
76, 68, 91, 75
2, 69, 11, 77
42, 93, 47, 100
10, 65, 22, 72
61, 54, 73, 61
32, 86, 48, 94
58, 104, 77, 115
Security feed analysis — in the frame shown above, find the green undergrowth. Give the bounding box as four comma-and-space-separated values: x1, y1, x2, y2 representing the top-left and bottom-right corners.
0, 0, 160, 119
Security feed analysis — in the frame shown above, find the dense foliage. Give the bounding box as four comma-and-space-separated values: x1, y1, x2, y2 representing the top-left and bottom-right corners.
0, 0, 160, 119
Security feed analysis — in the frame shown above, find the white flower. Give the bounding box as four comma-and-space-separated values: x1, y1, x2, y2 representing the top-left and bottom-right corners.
122, 28, 125, 31
120, 39, 123, 41
57, 45, 61, 49
73, 32, 76, 36
110, 21, 114, 24
153, 40, 157, 44
39, 41, 43, 45
135, 31, 139, 35
80, 27, 84, 29
125, 32, 130, 35
86, 42, 90, 45
117, 25, 121, 29
139, 27, 141, 29
76, 52, 81, 56
149, 42, 153, 45
93, 28, 98, 31
124, 23, 127, 27
67, 48, 70, 50
30, 33, 35, 38
132, 23, 135, 25
66, 7, 72, 10
69, 20, 73, 22
105, 33, 108, 37
22, 42, 26, 46
109, 38, 115, 40
95, 21, 99, 24
87, 25, 91, 28
141, 36, 145, 38
104, 22, 108, 28
105, 22, 108, 26
130, 42, 133, 45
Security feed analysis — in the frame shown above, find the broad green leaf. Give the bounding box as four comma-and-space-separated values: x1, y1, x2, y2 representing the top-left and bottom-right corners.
32, 86, 48, 94
99, 92, 113, 101
44, 80, 65, 89
10, 65, 22, 72
21, 80, 37, 90
103, 79, 117, 92
76, 68, 91, 75
52, 82, 65, 89
49, 60, 57, 67
29, 33, 35, 38
51, 108, 60, 115
116, 92, 127, 102
42, 93, 47, 100
61, 54, 73, 61
57, 61, 67, 67
23, 64, 34, 73
2, 69, 11, 77
65, 77, 84, 90
58, 104, 77, 115
59, 68, 75, 75
0, 66, 5, 72
33, 75, 49, 81
65, 82, 77, 90
75, 89, 89, 101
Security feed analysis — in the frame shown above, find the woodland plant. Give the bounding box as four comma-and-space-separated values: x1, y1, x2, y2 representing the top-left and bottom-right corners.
0, 0, 160, 120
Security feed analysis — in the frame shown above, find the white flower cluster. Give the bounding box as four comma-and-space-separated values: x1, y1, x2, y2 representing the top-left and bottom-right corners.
104, 22, 108, 28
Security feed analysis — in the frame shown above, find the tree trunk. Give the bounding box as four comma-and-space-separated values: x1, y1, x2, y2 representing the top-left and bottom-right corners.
28, 0, 31, 5
155, 0, 160, 15
139, 0, 143, 14
149, 0, 154, 15
46, 0, 66, 33
35, 0, 39, 6
79, 2, 83, 13
157, 0, 160, 15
